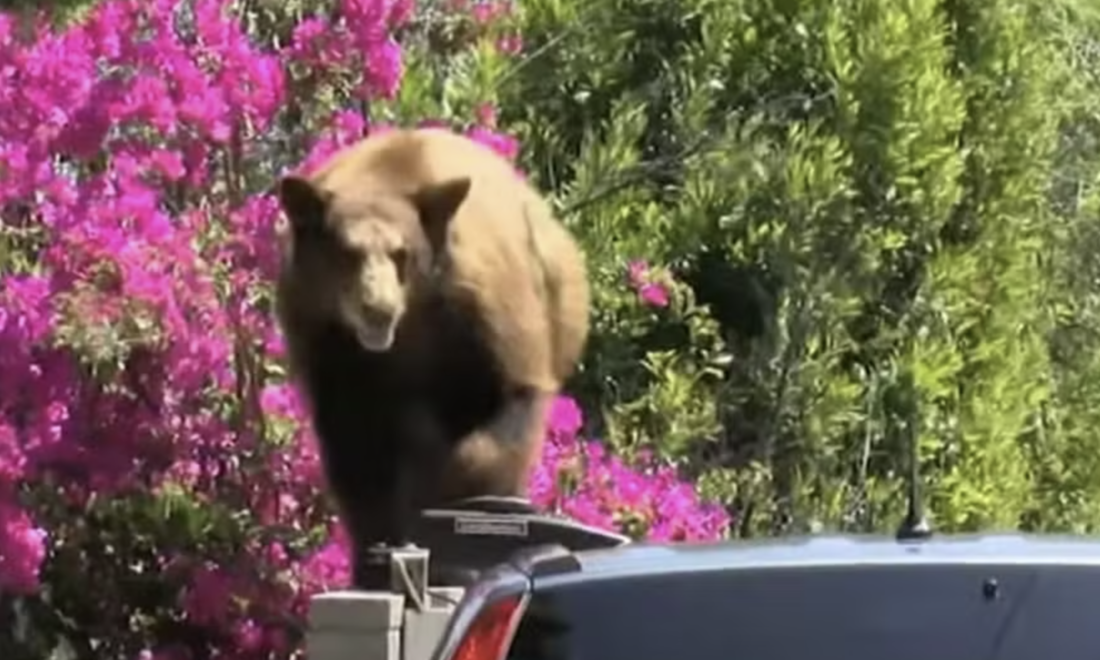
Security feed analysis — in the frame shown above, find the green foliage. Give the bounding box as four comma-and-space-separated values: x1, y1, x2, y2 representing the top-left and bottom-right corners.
500, 0, 1100, 537
1027, 0, 1100, 532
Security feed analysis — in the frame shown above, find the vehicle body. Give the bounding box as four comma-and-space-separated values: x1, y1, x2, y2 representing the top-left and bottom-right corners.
429, 533, 1100, 660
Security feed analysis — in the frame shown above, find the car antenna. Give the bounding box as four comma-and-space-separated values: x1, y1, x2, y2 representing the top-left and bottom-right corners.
895, 403, 932, 541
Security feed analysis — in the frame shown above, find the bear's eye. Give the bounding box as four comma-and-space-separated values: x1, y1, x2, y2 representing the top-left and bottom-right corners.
335, 246, 364, 270
391, 247, 410, 281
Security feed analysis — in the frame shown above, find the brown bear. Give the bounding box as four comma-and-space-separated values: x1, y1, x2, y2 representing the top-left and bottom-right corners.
272, 127, 590, 589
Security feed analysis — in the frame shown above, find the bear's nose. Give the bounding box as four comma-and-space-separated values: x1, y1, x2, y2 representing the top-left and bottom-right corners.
361, 304, 396, 326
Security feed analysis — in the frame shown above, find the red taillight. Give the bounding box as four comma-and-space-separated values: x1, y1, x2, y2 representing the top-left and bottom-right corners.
450, 595, 526, 660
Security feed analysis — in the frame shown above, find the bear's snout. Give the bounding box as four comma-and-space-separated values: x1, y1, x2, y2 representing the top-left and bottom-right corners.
361, 303, 398, 328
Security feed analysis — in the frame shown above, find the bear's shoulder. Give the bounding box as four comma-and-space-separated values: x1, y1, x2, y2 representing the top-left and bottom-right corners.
306, 127, 518, 199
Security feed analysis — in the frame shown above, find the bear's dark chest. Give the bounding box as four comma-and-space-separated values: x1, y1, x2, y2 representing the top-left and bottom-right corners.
303, 309, 505, 455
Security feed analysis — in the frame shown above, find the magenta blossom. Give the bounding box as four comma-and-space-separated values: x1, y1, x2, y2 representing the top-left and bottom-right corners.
627, 259, 671, 308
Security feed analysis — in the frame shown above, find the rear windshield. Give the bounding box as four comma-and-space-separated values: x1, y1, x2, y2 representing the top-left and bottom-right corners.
504, 563, 1100, 660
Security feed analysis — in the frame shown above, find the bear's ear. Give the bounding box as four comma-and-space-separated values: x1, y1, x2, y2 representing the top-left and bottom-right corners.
413, 177, 472, 252
277, 175, 330, 239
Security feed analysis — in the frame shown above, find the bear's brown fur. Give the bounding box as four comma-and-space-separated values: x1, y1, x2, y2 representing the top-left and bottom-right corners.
272, 127, 590, 588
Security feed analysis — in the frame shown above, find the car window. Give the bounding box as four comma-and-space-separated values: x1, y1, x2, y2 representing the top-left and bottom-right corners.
505, 563, 1100, 660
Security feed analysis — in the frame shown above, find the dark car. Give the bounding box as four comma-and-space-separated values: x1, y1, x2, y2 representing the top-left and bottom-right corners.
428, 533, 1100, 660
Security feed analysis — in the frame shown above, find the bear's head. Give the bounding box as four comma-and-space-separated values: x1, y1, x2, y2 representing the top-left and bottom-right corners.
275, 174, 471, 352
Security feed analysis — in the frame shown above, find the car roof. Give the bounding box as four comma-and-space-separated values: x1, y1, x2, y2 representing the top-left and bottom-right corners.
533, 532, 1100, 584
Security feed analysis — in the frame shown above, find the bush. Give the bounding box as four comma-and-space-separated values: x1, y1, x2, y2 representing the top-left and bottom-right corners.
0, 1, 729, 657
500, 0, 1096, 536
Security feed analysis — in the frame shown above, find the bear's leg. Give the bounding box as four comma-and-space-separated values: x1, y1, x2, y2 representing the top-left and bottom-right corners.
322, 444, 410, 590
396, 394, 553, 588
397, 402, 459, 505
441, 388, 554, 500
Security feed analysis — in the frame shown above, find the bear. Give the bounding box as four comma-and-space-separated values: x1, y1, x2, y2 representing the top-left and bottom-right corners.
272, 126, 590, 589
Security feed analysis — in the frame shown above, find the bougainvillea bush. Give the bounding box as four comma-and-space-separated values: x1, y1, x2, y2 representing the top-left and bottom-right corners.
0, 0, 728, 657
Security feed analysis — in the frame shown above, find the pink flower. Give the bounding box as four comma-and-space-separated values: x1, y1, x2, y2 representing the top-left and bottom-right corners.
548, 395, 583, 435
466, 125, 520, 162
0, 503, 48, 595
495, 34, 523, 55
626, 260, 671, 308
475, 102, 498, 127
471, 2, 499, 24
639, 282, 670, 307
627, 260, 650, 287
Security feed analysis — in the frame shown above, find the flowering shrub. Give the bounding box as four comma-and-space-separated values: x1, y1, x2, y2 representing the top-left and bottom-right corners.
531, 397, 728, 540
0, 0, 728, 657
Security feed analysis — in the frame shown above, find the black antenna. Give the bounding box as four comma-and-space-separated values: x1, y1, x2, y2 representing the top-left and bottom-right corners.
895, 396, 932, 541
